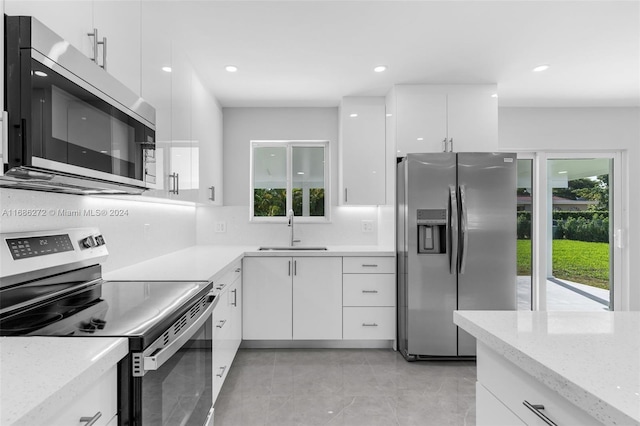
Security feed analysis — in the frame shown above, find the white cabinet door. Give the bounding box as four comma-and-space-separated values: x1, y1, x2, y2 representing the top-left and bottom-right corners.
340, 97, 386, 205
243, 257, 293, 340
446, 85, 498, 152
193, 74, 223, 205
93, 0, 141, 95
395, 85, 447, 156
213, 288, 231, 402
4, 1, 94, 58
292, 257, 343, 339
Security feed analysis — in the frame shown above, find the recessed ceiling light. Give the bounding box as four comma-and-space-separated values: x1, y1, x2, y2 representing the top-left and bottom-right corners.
297, 171, 305, 175
386, 113, 393, 117
491, 93, 498, 98
558, 170, 568, 174
373, 65, 387, 73
34, 71, 48, 77
225, 65, 238, 73
162, 66, 172, 73
417, 137, 424, 141
349, 113, 358, 118
532, 64, 550, 72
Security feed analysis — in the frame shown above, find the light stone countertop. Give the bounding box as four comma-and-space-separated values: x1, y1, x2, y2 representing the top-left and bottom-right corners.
454, 310, 640, 426
104, 245, 394, 282
0, 337, 128, 426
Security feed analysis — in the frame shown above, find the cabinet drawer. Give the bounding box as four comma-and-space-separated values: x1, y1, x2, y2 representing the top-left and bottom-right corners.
477, 343, 600, 426
476, 382, 525, 426
213, 262, 242, 293
343, 307, 395, 339
343, 274, 395, 306
343, 257, 395, 274
47, 365, 117, 426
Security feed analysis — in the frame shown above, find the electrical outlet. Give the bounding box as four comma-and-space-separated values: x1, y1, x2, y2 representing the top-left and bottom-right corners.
215, 221, 227, 233
361, 220, 374, 233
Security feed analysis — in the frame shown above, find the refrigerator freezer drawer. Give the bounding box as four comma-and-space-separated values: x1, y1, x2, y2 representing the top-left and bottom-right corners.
343, 257, 395, 274
343, 307, 395, 339
343, 274, 395, 307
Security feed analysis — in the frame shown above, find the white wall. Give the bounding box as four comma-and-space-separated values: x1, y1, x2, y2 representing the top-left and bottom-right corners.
498, 106, 640, 310
0, 190, 196, 273
196, 107, 383, 247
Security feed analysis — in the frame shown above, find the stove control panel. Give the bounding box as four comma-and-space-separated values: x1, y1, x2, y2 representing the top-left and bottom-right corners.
6, 234, 74, 260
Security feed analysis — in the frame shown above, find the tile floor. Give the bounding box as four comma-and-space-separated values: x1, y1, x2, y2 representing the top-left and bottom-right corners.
214, 348, 476, 426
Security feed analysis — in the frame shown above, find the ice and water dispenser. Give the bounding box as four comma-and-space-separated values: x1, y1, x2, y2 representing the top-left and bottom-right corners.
417, 209, 447, 254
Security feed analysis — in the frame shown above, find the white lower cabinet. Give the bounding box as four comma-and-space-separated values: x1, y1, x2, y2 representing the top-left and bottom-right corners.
47, 365, 117, 426
212, 262, 242, 403
476, 342, 600, 426
243, 256, 343, 340
342, 256, 395, 340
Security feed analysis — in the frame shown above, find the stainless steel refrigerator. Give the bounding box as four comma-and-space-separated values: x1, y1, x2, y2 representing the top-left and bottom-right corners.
397, 153, 516, 359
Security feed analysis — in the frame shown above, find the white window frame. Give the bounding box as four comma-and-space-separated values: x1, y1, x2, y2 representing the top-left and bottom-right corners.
250, 140, 331, 223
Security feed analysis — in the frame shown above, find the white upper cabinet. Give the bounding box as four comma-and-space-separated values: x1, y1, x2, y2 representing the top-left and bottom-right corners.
5, 1, 142, 96
92, 1, 141, 95
339, 97, 386, 205
192, 73, 224, 205
393, 84, 498, 155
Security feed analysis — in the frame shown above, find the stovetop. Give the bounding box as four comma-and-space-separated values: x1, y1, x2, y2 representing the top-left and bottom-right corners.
0, 279, 212, 350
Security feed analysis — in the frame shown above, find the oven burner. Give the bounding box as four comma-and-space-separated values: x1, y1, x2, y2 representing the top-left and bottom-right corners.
0, 312, 64, 334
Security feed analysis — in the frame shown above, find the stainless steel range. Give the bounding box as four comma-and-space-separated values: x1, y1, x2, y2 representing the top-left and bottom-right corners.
0, 228, 216, 426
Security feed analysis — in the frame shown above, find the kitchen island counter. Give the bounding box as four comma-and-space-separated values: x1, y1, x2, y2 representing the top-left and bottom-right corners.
454, 310, 640, 425
0, 337, 128, 425
104, 245, 394, 282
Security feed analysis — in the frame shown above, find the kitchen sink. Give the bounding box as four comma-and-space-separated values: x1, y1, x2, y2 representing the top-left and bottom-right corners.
258, 246, 328, 251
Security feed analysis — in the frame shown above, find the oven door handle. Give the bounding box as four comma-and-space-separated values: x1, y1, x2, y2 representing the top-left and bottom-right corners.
142, 297, 215, 372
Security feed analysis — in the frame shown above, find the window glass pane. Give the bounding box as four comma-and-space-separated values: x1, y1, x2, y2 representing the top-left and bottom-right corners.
546, 158, 611, 311
292, 146, 325, 217
253, 146, 287, 217
517, 159, 533, 310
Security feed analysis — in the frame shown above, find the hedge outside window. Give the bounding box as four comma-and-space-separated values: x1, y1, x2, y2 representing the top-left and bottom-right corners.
251, 141, 329, 222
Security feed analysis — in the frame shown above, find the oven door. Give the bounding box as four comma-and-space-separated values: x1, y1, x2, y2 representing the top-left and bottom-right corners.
129, 296, 215, 426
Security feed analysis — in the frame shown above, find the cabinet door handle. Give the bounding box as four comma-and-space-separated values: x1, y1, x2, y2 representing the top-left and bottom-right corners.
231, 289, 237, 306
344, 188, 348, 203
87, 29, 99, 65
209, 186, 215, 201
362, 323, 378, 327
362, 264, 378, 268
169, 172, 180, 194
235, 267, 241, 273
442, 137, 448, 152
523, 401, 557, 426
362, 290, 378, 294
294, 260, 297, 276
98, 36, 107, 70
216, 365, 227, 378
288, 260, 291, 276
216, 319, 227, 328
80, 412, 102, 426
215, 283, 226, 291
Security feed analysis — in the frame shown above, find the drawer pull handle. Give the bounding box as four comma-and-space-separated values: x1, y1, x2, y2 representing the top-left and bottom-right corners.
231, 289, 237, 306
216, 365, 227, 377
523, 401, 557, 426
216, 283, 226, 291
362, 264, 378, 267
362, 290, 379, 294
235, 267, 241, 273
80, 412, 102, 426
362, 323, 378, 327
216, 319, 227, 328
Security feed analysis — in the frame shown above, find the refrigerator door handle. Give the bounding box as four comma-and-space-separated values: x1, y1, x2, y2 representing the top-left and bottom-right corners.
449, 185, 458, 274
459, 184, 469, 274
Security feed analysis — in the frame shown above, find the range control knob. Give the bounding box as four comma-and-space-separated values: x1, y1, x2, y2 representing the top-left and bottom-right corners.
95, 235, 105, 246
81, 236, 96, 249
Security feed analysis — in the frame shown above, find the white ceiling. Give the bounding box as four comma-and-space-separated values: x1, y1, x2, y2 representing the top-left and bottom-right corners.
160, 0, 640, 108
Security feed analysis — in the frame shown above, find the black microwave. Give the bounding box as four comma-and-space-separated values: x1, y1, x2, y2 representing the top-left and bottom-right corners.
2, 15, 156, 194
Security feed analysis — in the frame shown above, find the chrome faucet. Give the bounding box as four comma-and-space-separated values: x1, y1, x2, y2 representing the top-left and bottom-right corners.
288, 209, 301, 246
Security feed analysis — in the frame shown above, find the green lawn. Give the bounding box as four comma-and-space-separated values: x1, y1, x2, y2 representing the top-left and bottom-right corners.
517, 239, 609, 290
